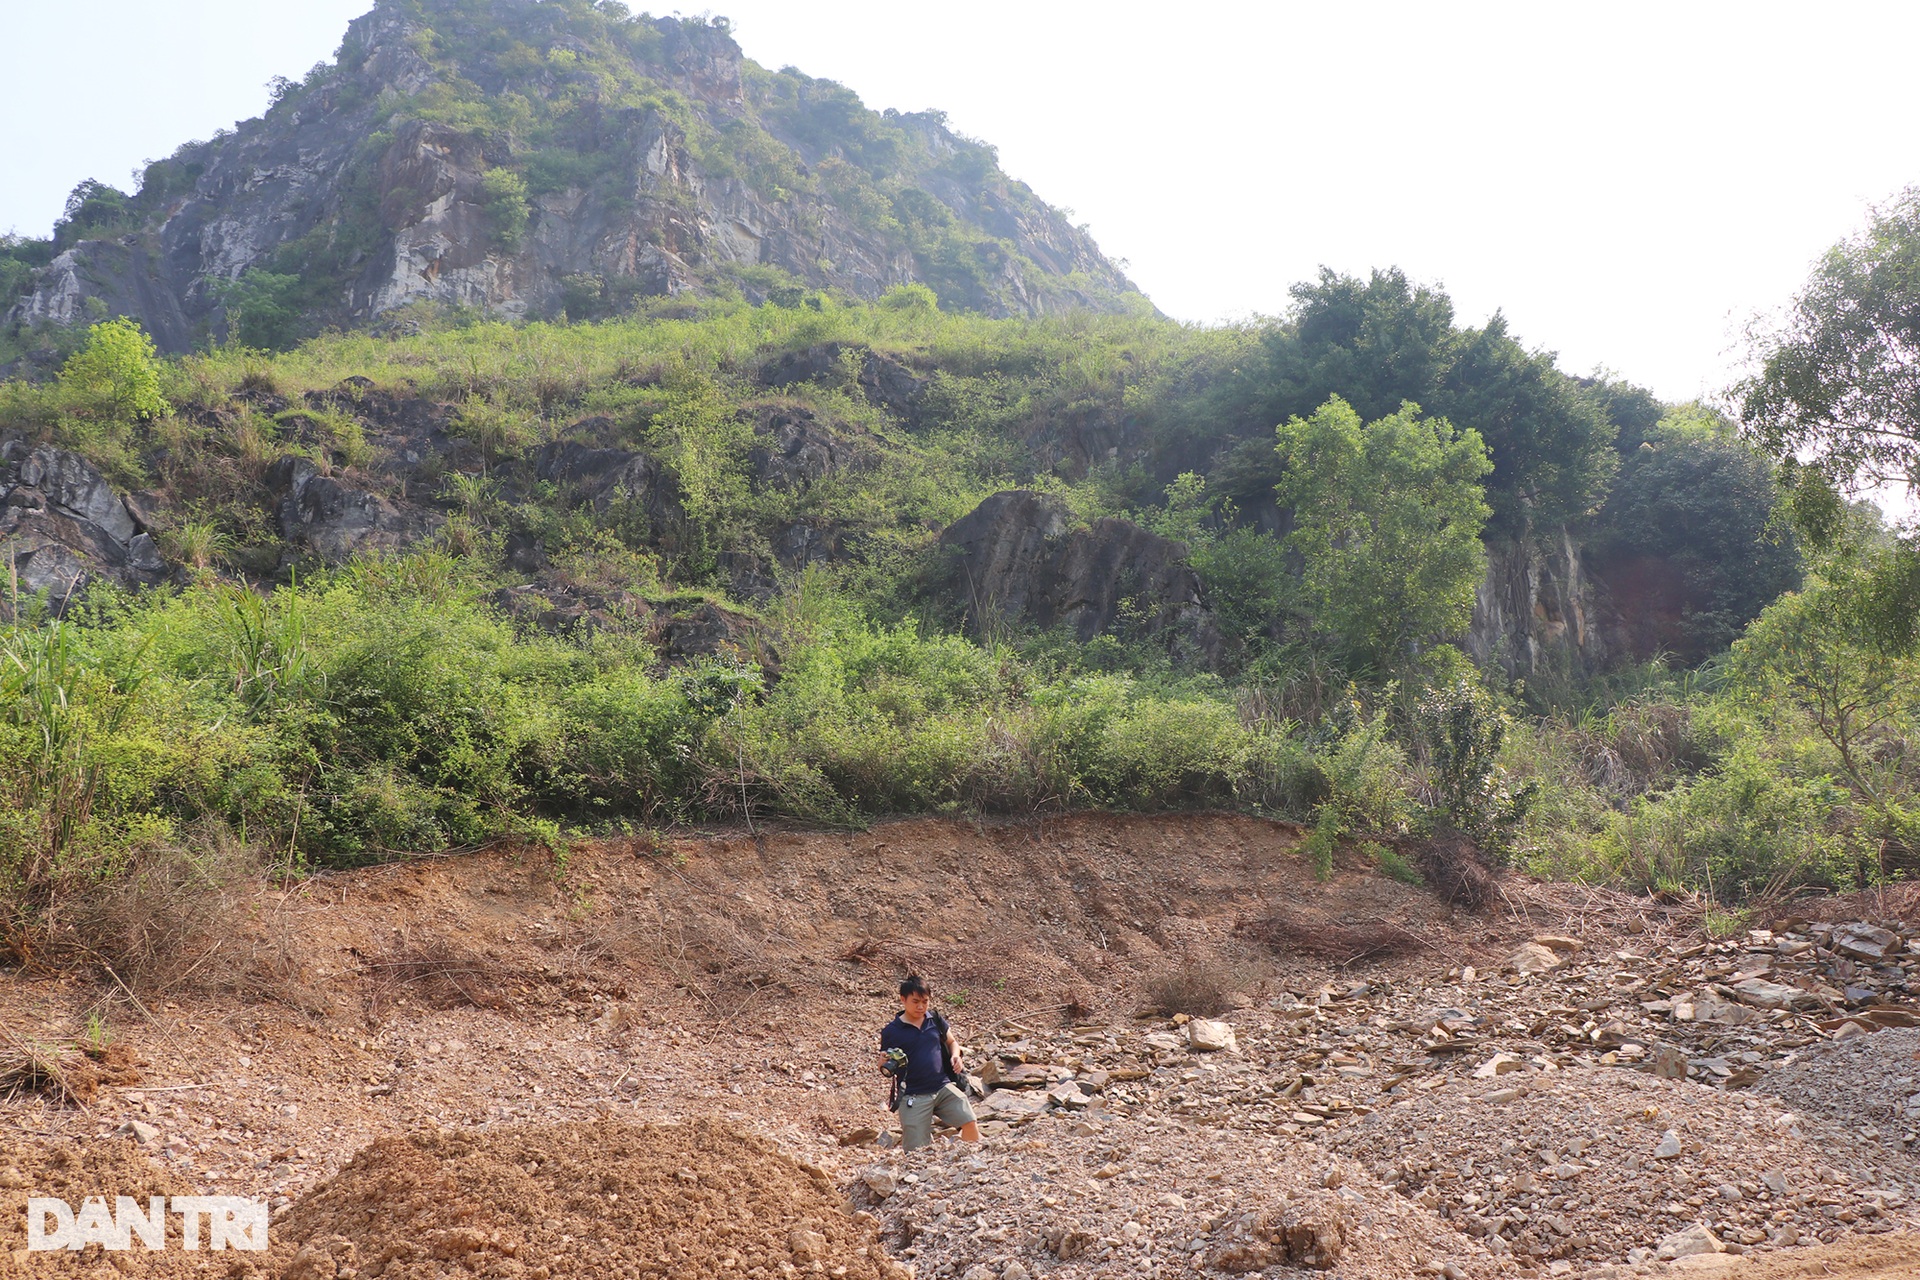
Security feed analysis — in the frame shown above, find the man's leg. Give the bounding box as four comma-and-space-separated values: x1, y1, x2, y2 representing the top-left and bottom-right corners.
933, 1084, 979, 1143
898, 1092, 935, 1151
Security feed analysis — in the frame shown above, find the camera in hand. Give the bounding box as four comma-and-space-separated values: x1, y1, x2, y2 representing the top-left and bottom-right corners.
881, 1047, 909, 1077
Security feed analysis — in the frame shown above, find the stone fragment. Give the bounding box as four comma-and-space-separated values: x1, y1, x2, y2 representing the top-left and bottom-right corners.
1187, 1019, 1237, 1053
1655, 1223, 1725, 1260
1654, 1130, 1683, 1159
117, 1119, 161, 1146
1833, 923, 1897, 961
1533, 934, 1581, 953
862, 1168, 898, 1198
1506, 943, 1566, 976
788, 1227, 828, 1263
1473, 1052, 1526, 1079
1729, 977, 1810, 1010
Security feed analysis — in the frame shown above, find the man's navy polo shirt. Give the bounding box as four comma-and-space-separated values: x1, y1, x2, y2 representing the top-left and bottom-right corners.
880, 1012, 952, 1095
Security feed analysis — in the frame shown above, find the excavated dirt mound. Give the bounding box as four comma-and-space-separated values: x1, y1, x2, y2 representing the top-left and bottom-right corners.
1325, 1068, 1920, 1268
266, 1118, 901, 1280
0, 1136, 201, 1277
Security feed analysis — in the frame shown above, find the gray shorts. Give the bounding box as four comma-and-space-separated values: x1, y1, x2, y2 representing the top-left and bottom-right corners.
898, 1082, 976, 1150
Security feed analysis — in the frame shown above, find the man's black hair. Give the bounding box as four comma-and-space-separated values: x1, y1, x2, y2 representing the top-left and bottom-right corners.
899, 974, 929, 998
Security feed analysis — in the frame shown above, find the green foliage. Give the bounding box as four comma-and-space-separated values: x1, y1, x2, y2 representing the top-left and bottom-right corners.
1226, 269, 1617, 532
1413, 675, 1534, 856
481, 167, 532, 250
53, 180, 136, 250
1740, 186, 1920, 508
1273, 396, 1491, 671
212, 271, 306, 351
59, 318, 169, 425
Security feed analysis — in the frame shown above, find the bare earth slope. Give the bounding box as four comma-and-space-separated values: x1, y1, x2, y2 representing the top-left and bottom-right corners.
2, 813, 1918, 1278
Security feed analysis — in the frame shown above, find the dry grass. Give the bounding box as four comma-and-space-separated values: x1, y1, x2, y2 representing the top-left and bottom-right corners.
1413, 832, 1500, 911
362, 931, 517, 1020
1140, 962, 1239, 1018
1238, 907, 1427, 964
0, 1036, 141, 1107
50, 835, 258, 993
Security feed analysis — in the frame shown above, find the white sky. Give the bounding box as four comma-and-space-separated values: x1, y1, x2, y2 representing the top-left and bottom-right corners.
3, 1, 1917, 404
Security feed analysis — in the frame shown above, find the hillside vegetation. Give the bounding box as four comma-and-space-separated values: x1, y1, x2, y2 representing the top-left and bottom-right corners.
1, 1, 1915, 963
4, 261, 1901, 958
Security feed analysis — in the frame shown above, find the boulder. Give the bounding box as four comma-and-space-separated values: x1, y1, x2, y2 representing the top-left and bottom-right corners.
1505, 943, 1566, 976
0, 442, 170, 612
758, 342, 928, 422
1187, 1019, 1237, 1053
748, 406, 866, 492
935, 490, 1223, 667
1655, 1223, 1725, 1261
265, 454, 436, 564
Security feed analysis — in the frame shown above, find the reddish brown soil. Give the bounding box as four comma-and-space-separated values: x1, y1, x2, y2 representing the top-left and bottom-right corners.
2, 812, 1915, 1278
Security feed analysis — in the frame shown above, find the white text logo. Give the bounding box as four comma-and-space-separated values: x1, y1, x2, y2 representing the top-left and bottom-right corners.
25, 1196, 268, 1251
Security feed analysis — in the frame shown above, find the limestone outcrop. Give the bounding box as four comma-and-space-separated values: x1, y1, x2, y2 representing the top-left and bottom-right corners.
936, 490, 1223, 666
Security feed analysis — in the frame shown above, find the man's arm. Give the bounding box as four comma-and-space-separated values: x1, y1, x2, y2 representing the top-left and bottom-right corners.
944, 1027, 966, 1076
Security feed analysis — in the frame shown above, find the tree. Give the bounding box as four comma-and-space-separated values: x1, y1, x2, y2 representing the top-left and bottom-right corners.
1587, 410, 1803, 663
1238, 269, 1618, 533
1741, 187, 1920, 515
1273, 396, 1492, 671
1728, 558, 1920, 865
481, 168, 532, 250
58, 317, 168, 422
211, 270, 304, 350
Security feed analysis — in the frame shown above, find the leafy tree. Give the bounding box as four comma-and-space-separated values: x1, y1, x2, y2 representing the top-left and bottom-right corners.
1727, 558, 1920, 868
1587, 411, 1802, 663
1414, 674, 1534, 854
59, 317, 168, 422
1234, 269, 1617, 532
1274, 396, 1492, 671
212, 270, 305, 350
1741, 187, 1920, 514
52, 180, 133, 250
481, 168, 532, 251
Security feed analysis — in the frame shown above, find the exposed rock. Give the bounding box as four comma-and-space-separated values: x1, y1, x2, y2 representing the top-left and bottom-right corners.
1469, 528, 1618, 682
1187, 1019, 1237, 1053
759, 343, 928, 423
1504, 942, 1566, 976
0, 441, 170, 611
935, 489, 1223, 666
264, 454, 437, 565
748, 406, 868, 492
1656, 1222, 1725, 1260
534, 439, 682, 528
9, 7, 1140, 350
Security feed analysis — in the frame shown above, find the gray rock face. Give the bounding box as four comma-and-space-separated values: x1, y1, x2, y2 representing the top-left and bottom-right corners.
9, 5, 1141, 352
937, 490, 1222, 666
1468, 528, 1619, 680
264, 454, 437, 565
0, 440, 170, 611
749, 406, 867, 492
759, 344, 928, 424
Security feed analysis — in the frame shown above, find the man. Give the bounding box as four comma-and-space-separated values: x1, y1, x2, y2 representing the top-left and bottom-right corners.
877, 974, 979, 1150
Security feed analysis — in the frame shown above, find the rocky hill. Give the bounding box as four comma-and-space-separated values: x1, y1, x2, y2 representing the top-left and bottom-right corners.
6, 0, 1142, 354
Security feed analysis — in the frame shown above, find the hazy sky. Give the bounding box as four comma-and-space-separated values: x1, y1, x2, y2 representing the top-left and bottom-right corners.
4, 1, 1917, 404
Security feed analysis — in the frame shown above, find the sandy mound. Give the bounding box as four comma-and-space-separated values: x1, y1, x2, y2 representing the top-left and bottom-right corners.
268, 1117, 901, 1280
1325, 1067, 1920, 1268
0, 1135, 202, 1278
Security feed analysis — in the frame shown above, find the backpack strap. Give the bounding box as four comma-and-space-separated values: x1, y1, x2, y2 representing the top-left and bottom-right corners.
930, 1011, 957, 1082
